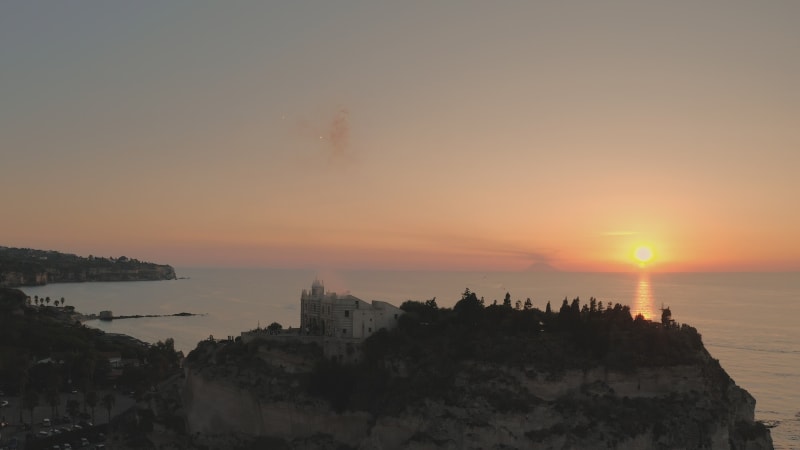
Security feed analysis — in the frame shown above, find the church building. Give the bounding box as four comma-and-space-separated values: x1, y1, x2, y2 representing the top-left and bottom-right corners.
300, 279, 403, 339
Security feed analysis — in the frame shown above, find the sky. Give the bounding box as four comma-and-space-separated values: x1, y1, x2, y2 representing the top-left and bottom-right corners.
2, 2, 799, 272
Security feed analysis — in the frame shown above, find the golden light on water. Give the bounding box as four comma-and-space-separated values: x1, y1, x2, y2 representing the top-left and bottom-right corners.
633, 274, 656, 320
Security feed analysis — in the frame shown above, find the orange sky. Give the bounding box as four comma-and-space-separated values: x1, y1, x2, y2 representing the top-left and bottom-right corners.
2, 2, 799, 272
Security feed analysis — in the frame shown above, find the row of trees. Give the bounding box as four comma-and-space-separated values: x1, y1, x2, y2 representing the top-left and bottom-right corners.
20, 387, 116, 425
26, 295, 68, 308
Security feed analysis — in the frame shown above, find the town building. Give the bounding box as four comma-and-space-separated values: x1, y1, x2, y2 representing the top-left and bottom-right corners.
300, 278, 403, 339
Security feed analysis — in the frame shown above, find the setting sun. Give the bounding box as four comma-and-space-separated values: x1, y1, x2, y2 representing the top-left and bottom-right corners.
634, 246, 654, 264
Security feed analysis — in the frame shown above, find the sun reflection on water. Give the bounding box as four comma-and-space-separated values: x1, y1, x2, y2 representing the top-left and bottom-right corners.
633, 274, 656, 320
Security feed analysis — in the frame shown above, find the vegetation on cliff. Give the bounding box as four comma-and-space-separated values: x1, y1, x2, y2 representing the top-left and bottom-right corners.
184, 289, 772, 449
307, 291, 708, 415
0, 246, 176, 286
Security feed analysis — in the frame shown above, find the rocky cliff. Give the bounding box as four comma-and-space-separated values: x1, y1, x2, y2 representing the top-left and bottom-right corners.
181, 297, 772, 449
0, 246, 176, 286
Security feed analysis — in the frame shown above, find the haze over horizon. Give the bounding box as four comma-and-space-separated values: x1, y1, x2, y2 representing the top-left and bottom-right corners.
3, 2, 799, 272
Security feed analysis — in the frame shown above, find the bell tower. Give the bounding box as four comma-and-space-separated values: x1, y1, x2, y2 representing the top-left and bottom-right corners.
311, 278, 324, 298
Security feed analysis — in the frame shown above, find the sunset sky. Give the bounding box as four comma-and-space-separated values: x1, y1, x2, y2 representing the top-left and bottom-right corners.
2, 2, 799, 272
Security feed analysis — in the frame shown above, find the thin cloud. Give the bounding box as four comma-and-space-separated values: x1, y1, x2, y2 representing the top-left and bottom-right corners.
602, 231, 639, 237
292, 107, 356, 165
320, 108, 350, 159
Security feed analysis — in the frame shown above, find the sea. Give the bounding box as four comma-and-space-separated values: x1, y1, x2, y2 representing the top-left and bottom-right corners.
22, 269, 800, 448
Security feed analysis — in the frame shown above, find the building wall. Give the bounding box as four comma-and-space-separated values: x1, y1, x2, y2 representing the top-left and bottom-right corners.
352, 301, 403, 338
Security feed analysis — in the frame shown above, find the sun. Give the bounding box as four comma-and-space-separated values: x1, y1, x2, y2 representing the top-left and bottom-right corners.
634, 246, 654, 264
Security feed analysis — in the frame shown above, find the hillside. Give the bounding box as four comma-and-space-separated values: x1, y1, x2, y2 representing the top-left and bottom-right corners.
0, 246, 176, 287
0, 287, 185, 449
181, 291, 773, 449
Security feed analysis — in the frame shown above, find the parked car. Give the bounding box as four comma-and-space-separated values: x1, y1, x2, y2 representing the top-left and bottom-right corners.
43, 418, 51, 427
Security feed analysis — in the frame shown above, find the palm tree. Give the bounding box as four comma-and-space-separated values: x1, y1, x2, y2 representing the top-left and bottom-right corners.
22, 389, 39, 424
54, 300, 60, 307
101, 393, 115, 424
66, 399, 80, 425
46, 388, 60, 418
60, 297, 66, 307
45, 296, 51, 306
84, 391, 98, 423
16, 358, 31, 423
34, 296, 39, 306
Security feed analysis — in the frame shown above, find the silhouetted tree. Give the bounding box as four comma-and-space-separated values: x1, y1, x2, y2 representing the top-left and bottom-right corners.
85, 391, 98, 422
66, 399, 80, 424
101, 393, 115, 423
558, 298, 570, 318
15, 361, 30, 423
503, 292, 512, 308
46, 388, 60, 418
515, 300, 522, 310
570, 297, 580, 317
661, 306, 674, 328
454, 289, 484, 318
267, 322, 283, 334
23, 389, 39, 424
545, 301, 552, 315
400, 299, 439, 324
524, 298, 532, 310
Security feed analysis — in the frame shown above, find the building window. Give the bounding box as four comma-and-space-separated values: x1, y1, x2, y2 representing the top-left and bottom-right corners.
368, 327, 372, 333
344, 310, 349, 318
394, 314, 398, 320
355, 301, 359, 308
342, 328, 346, 335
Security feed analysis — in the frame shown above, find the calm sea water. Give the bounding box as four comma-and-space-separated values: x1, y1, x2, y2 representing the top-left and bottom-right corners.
23, 269, 800, 448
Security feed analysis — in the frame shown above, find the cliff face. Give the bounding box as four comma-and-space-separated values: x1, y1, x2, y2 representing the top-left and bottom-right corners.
0, 246, 176, 286
181, 332, 773, 450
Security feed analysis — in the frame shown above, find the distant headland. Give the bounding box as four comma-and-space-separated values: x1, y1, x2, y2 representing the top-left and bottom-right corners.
0, 246, 176, 287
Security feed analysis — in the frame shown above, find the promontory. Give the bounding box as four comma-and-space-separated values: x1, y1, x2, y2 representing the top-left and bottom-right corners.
180, 290, 773, 449
0, 246, 176, 287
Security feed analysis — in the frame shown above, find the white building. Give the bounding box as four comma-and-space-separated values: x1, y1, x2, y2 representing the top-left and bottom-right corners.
300, 279, 403, 338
